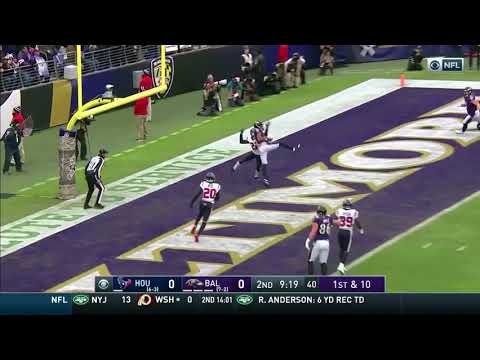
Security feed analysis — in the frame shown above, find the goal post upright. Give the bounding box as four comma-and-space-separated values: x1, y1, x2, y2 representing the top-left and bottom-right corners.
58, 45, 167, 200
76, 45, 83, 112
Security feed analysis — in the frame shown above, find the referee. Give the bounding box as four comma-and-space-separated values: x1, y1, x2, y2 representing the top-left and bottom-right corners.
84, 148, 108, 209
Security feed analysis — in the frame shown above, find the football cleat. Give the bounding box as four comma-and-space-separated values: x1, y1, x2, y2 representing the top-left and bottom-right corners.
253, 170, 260, 179
263, 179, 271, 188
455, 130, 464, 134
194, 234, 199, 243
337, 263, 346, 275
94, 204, 105, 209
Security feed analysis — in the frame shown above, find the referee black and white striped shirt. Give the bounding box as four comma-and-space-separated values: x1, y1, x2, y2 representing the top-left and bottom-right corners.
85, 155, 105, 181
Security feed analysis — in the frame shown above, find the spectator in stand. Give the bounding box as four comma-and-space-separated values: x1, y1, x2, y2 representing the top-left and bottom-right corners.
33, 48, 50, 82
139, 69, 154, 121
276, 45, 288, 90
53, 46, 67, 77
65, 45, 77, 66
17, 46, 30, 64
1, 55, 18, 90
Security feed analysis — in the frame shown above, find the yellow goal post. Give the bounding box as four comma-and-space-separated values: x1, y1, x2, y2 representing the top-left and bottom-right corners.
65, 45, 167, 131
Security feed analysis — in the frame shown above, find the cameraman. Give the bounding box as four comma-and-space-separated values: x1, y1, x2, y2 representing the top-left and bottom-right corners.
198, 74, 223, 116
285, 52, 306, 88
468, 45, 480, 70
241, 64, 259, 102
253, 48, 266, 96
319, 47, 334, 75
76, 116, 92, 161
227, 77, 244, 107
262, 72, 282, 96
407, 46, 424, 71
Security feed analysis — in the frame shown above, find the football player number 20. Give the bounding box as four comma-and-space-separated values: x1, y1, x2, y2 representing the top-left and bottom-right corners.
339, 216, 353, 227
203, 188, 217, 200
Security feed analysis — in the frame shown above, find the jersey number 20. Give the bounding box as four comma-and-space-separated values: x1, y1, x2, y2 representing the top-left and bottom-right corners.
203, 188, 217, 199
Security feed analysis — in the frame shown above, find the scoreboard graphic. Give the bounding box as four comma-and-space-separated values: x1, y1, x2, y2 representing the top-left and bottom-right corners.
1, 276, 480, 315
94, 275, 386, 293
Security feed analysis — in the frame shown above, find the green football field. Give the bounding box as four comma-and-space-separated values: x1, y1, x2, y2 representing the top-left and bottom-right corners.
1, 58, 479, 292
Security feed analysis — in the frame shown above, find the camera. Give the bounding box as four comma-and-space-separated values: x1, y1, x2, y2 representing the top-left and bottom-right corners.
102, 84, 115, 100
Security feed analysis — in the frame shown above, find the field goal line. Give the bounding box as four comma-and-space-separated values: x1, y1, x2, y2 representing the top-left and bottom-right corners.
348, 190, 480, 270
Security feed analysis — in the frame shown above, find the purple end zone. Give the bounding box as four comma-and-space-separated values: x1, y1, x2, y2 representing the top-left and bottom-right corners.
1, 88, 479, 291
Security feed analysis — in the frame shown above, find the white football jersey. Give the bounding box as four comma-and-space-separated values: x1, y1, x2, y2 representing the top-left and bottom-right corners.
200, 181, 221, 204
335, 208, 359, 231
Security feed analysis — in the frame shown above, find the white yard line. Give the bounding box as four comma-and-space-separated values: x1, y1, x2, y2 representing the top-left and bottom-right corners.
456, 246, 467, 252
421, 243, 432, 249
348, 191, 480, 270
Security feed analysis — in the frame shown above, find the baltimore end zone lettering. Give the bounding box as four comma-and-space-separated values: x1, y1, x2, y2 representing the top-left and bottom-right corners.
50, 100, 480, 293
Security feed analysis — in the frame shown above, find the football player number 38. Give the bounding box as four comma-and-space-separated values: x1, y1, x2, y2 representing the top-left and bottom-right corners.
339, 216, 353, 227
203, 188, 217, 199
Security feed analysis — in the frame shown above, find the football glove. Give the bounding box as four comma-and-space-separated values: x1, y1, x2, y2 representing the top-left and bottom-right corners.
305, 238, 311, 250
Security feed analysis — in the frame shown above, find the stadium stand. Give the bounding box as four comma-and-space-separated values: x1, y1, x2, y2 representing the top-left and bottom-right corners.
0, 45, 211, 93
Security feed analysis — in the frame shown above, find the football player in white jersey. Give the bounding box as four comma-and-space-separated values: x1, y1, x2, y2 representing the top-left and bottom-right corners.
251, 121, 301, 187
335, 199, 365, 275
232, 121, 300, 186
190, 172, 221, 242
